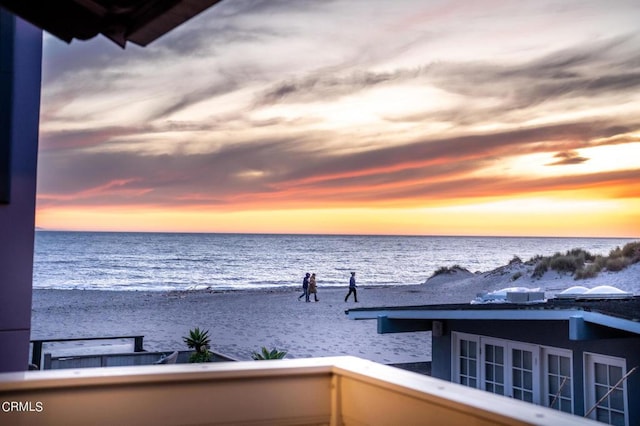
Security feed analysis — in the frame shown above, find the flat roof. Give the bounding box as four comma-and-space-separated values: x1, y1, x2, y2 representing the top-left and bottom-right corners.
346, 296, 640, 336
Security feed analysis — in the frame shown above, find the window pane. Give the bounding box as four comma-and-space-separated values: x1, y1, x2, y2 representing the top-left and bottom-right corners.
596, 408, 608, 423
486, 345, 494, 362
514, 389, 522, 400
496, 385, 504, 394
595, 384, 609, 404
461, 376, 467, 386
461, 341, 468, 357
595, 363, 608, 383
609, 365, 623, 384
469, 378, 476, 388
470, 360, 476, 374
486, 364, 494, 378
460, 360, 467, 375
561, 379, 572, 397
549, 376, 558, 394
496, 346, 504, 364
469, 341, 476, 355
523, 391, 533, 402
549, 355, 558, 374
524, 371, 532, 389
610, 389, 624, 411
486, 383, 494, 393
611, 411, 625, 426
513, 350, 522, 368
560, 399, 572, 413
496, 366, 504, 382
523, 351, 532, 370
560, 356, 570, 375
513, 371, 522, 387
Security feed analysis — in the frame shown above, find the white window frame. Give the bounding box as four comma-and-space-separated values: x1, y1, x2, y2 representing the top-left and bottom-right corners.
451, 332, 480, 389
479, 336, 508, 396
541, 346, 573, 413
452, 333, 559, 407
479, 337, 540, 403
508, 340, 540, 404
584, 352, 629, 426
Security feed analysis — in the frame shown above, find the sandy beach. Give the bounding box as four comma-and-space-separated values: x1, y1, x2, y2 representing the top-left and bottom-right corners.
31, 261, 640, 365
31, 285, 437, 365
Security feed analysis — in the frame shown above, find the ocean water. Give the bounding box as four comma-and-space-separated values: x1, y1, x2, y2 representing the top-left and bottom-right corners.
32, 231, 636, 292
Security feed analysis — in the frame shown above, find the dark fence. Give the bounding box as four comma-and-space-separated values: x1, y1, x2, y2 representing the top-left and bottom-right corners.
30, 335, 145, 369
30, 336, 238, 370
43, 350, 237, 369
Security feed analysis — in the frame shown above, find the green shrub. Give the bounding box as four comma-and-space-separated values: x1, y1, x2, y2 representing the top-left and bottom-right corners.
567, 248, 595, 263
183, 327, 213, 363
189, 351, 213, 363
575, 264, 601, 280
606, 256, 632, 272
608, 246, 623, 259
252, 347, 287, 360
532, 259, 549, 278
622, 241, 640, 261
528, 254, 544, 262
593, 255, 607, 270
550, 255, 578, 274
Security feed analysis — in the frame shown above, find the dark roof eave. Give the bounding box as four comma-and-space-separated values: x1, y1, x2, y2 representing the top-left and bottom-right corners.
0, 0, 223, 48
346, 297, 640, 336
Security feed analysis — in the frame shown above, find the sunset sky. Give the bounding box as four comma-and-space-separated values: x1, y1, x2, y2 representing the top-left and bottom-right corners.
36, 0, 640, 237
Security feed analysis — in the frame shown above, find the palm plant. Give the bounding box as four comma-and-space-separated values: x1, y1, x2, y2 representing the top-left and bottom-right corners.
251, 346, 287, 360
183, 327, 212, 363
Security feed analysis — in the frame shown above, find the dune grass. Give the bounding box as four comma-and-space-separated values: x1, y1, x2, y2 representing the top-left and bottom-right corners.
531, 241, 640, 280
432, 241, 640, 281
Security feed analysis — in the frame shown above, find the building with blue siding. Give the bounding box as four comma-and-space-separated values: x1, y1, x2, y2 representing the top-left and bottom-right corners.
348, 295, 640, 426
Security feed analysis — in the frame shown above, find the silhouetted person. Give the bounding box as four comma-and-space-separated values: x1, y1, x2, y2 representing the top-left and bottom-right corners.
345, 271, 358, 302
299, 272, 310, 302
308, 273, 319, 302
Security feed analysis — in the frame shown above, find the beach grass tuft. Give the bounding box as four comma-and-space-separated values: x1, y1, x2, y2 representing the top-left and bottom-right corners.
431, 265, 468, 277
529, 241, 640, 280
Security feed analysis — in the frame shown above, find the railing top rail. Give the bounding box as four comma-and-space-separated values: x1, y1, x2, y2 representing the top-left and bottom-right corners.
30, 335, 144, 344
0, 357, 600, 426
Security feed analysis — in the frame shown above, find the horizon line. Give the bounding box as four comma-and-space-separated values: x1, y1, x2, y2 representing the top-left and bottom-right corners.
34, 228, 639, 240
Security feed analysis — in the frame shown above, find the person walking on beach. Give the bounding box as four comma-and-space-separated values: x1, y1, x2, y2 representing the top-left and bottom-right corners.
345, 271, 358, 302
308, 273, 319, 302
298, 272, 310, 302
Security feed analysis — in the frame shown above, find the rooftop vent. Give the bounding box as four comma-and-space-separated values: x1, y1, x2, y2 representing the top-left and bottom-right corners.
555, 285, 632, 300
472, 287, 545, 304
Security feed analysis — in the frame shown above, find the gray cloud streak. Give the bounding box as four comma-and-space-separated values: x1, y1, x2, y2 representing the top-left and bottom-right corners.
547, 151, 589, 166
37, 116, 640, 209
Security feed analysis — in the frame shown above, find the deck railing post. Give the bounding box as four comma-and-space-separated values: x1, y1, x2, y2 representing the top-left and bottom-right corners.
43, 353, 51, 370
134, 336, 144, 352
31, 340, 43, 369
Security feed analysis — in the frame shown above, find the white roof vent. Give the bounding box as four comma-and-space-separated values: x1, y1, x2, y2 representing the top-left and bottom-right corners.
555, 285, 632, 300
472, 287, 545, 304
558, 286, 589, 296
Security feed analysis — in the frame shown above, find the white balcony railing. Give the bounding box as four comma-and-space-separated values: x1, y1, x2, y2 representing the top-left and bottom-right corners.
0, 356, 599, 425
